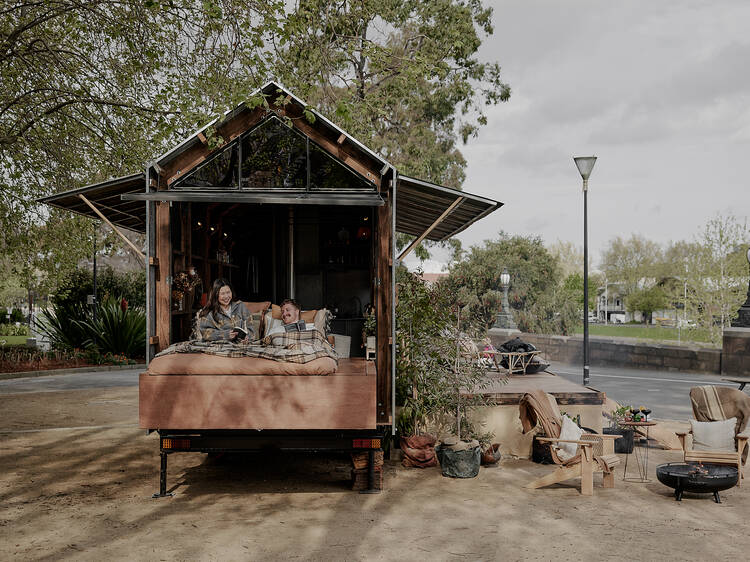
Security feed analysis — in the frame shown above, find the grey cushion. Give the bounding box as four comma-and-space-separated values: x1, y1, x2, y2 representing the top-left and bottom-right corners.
691, 417, 736, 451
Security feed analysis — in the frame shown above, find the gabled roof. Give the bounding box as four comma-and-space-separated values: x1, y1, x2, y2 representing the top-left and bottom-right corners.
38, 81, 503, 239
152, 81, 391, 179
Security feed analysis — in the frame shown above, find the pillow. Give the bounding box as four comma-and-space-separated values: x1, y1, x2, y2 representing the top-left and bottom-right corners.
691, 417, 736, 451
555, 416, 583, 461
269, 304, 317, 322
243, 301, 271, 314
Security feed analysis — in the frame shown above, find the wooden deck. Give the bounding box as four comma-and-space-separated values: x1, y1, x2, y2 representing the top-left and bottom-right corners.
465, 371, 604, 406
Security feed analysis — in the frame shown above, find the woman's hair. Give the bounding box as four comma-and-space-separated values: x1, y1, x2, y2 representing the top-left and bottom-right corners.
200, 278, 234, 318
280, 298, 301, 312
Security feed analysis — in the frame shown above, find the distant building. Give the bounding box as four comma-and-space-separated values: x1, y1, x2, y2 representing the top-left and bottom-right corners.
419, 272, 449, 286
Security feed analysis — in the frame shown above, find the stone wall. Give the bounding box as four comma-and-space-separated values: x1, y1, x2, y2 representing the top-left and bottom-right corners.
722, 327, 750, 376
489, 332, 722, 374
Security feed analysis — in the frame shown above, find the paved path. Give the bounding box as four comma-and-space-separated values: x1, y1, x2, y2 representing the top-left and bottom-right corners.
550, 362, 736, 420
0, 368, 141, 395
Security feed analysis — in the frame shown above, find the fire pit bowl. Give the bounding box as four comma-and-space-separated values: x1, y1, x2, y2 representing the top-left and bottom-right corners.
656, 463, 738, 503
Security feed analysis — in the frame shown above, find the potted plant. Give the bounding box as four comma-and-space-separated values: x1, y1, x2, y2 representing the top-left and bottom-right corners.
603, 405, 635, 454
361, 305, 376, 358
395, 268, 494, 477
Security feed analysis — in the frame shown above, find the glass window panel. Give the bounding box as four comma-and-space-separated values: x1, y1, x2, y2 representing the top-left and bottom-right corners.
173, 143, 238, 189
309, 142, 374, 190
241, 116, 307, 189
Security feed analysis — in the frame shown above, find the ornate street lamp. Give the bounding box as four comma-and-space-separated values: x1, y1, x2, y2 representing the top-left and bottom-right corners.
574, 156, 597, 386
731, 246, 750, 327
492, 267, 517, 330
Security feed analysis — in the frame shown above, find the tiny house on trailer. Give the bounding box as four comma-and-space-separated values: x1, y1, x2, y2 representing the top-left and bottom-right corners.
40, 82, 502, 494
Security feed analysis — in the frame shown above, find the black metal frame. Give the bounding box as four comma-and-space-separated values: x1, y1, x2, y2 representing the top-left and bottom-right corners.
151, 428, 384, 498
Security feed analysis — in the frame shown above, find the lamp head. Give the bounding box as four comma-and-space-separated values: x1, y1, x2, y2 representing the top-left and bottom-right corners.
574, 156, 597, 180
500, 267, 510, 286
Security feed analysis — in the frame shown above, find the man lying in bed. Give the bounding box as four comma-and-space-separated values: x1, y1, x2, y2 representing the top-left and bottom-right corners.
266, 298, 312, 336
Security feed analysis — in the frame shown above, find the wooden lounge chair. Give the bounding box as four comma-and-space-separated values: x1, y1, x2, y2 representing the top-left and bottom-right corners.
676, 386, 750, 486
519, 390, 620, 495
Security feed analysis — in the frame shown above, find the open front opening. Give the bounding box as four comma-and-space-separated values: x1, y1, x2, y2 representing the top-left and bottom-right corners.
169, 201, 375, 356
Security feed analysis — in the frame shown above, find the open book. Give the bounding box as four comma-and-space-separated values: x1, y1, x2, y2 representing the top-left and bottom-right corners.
231, 327, 248, 342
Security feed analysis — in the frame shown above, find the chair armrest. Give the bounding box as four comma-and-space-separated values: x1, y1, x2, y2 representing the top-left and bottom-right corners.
536, 437, 593, 447
584, 433, 621, 440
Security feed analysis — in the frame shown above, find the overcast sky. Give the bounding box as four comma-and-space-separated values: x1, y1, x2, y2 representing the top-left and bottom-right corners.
410, 0, 750, 272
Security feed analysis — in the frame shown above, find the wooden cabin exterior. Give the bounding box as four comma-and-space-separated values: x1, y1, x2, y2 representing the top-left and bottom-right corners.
41, 81, 502, 492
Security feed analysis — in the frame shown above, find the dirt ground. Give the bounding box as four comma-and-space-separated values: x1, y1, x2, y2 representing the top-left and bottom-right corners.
2, 385, 750, 561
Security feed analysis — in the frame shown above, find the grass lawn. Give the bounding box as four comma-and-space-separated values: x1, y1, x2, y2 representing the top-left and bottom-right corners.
572, 323, 714, 345
0, 335, 30, 345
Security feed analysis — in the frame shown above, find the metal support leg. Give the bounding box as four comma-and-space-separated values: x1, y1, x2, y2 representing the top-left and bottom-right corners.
359, 449, 381, 494
152, 452, 174, 498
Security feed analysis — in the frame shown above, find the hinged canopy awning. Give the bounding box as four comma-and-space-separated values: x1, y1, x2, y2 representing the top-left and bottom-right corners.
38, 173, 147, 233
38, 173, 502, 240
396, 175, 502, 242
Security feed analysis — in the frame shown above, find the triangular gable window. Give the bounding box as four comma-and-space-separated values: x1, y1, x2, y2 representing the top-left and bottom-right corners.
309, 141, 374, 191
240, 116, 307, 189
172, 114, 376, 191
173, 143, 239, 189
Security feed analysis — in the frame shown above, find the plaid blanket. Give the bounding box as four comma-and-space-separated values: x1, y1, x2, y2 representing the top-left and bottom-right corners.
156, 329, 338, 364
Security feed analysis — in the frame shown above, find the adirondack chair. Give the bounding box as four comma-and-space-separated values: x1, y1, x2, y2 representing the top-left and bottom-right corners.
676, 386, 750, 487
519, 390, 621, 495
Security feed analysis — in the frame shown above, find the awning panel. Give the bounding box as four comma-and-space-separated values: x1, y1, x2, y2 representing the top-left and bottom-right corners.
396, 175, 502, 241
38, 173, 147, 233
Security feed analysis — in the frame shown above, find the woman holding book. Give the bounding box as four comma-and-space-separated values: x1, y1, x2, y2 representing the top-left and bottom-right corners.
196, 278, 251, 342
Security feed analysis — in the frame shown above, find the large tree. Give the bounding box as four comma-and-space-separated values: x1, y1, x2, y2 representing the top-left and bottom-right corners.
686, 214, 750, 343
599, 234, 663, 300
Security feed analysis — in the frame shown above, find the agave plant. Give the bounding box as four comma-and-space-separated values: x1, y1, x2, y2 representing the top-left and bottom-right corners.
80, 297, 146, 358
36, 302, 91, 350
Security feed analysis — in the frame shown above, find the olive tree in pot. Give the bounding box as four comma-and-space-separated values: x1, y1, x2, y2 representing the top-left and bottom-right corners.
395, 268, 493, 477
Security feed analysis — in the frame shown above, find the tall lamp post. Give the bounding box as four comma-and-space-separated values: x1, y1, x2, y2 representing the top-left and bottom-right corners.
731, 247, 750, 327
492, 267, 517, 330
574, 156, 597, 386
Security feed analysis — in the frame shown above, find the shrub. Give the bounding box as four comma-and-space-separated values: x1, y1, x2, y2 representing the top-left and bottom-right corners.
52, 266, 146, 310
0, 308, 7, 324
37, 297, 146, 358
79, 297, 146, 358
0, 323, 31, 336
10, 308, 24, 323
36, 302, 91, 350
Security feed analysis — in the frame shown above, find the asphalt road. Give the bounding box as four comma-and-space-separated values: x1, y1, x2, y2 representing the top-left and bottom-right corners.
550, 362, 740, 420
0, 368, 141, 395
0, 363, 744, 422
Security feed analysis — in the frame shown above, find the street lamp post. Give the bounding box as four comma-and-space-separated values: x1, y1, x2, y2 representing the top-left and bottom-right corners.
731, 247, 750, 327
492, 267, 517, 330
574, 156, 597, 386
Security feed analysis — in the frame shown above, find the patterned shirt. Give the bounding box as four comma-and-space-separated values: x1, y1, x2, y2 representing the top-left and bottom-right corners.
197, 300, 252, 342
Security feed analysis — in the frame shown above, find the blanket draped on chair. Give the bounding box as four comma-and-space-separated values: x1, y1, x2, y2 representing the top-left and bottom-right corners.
519, 389, 615, 472
690, 385, 750, 462
156, 329, 339, 364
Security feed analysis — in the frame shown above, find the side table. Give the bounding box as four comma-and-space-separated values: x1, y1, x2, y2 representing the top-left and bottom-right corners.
619, 421, 657, 483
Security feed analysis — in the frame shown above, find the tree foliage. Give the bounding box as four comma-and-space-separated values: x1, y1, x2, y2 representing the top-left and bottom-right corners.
599, 234, 662, 298
2, 0, 509, 297
442, 233, 578, 335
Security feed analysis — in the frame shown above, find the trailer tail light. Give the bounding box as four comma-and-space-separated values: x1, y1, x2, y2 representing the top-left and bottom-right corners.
353, 438, 381, 449
162, 438, 191, 450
